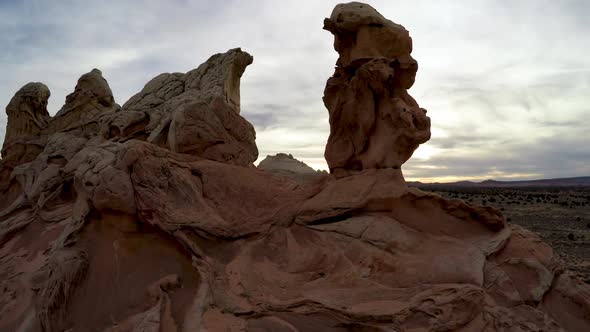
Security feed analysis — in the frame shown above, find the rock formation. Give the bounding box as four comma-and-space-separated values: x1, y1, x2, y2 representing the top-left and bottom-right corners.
258, 153, 327, 183
258, 153, 317, 174
323, 2, 431, 174
1, 3, 589, 332
47, 68, 120, 133
0, 83, 51, 197
105, 48, 257, 166
2, 83, 51, 152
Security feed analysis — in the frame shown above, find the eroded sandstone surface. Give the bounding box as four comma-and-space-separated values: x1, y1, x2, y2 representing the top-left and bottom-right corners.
257, 153, 327, 184
1, 2, 589, 332
323, 2, 431, 174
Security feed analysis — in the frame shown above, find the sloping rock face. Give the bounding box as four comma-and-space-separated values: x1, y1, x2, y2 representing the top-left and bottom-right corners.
258, 153, 328, 184
258, 153, 317, 174
1, 3, 589, 332
47, 68, 120, 133
323, 2, 431, 174
107, 48, 258, 166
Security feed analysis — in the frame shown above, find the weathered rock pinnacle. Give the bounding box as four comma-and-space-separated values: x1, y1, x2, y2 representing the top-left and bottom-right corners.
1, 82, 50, 158
323, 2, 431, 174
48, 68, 119, 132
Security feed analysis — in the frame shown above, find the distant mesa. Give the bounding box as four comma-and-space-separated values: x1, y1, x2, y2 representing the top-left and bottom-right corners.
410, 176, 590, 188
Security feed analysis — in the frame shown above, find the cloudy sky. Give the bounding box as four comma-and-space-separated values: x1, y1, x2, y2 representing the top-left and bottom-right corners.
1, 0, 588, 182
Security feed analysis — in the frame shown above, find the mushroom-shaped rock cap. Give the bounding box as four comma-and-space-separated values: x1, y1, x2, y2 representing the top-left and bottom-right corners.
324, 2, 414, 71
2, 82, 50, 148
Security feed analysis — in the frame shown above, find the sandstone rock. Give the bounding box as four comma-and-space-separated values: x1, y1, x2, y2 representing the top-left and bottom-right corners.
0, 2, 589, 332
105, 48, 258, 166
0, 83, 51, 198
2, 82, 50, 153
122, 48, 252, 115
47, 68, 120, 133
167, 97, 257, 166
326, 2, 414, 69
258, 153, 316, 174
258, 153, 327, 184
323, 2, 431, 173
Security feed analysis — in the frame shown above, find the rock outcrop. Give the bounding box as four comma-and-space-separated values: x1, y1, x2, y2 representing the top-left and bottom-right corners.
105, 48, 257, 166
0, 83, 51, 195
0, 3, 589, 332
323, 2, 431, 174
47, 68, 120, 133
258, 153, 317, 174
258, 153, 327, 184
2, 83, 51, 152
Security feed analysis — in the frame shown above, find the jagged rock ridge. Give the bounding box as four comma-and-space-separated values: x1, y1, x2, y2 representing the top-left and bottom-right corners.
0, 3, 589, 332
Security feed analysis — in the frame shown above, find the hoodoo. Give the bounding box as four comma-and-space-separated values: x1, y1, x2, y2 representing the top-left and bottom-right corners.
0, 2, 589, 332
323, 2, 431, 174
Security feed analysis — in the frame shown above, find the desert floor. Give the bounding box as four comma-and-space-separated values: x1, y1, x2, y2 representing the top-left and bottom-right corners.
419, 186, 590, 282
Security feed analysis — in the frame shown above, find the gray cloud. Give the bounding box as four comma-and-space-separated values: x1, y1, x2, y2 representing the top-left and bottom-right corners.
0, 0, 589, 181
406, 127, 590, 181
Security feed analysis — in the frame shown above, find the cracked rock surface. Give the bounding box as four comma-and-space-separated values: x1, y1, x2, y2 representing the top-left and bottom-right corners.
1, 2, 589, 332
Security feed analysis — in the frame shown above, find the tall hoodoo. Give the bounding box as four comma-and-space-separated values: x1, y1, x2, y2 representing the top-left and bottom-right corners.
323, 2, 431, 174
0, 83, 51, 191
1, 82, 50, 158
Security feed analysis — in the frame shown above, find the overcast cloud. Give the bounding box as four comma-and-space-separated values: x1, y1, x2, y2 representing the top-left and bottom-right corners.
0, 0, 588, 181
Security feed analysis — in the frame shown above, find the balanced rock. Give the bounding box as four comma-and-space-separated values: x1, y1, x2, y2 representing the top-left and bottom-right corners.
324, 2, 431, 173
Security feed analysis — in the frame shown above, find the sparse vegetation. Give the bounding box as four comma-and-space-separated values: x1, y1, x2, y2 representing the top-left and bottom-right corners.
414, 185, 590, 282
